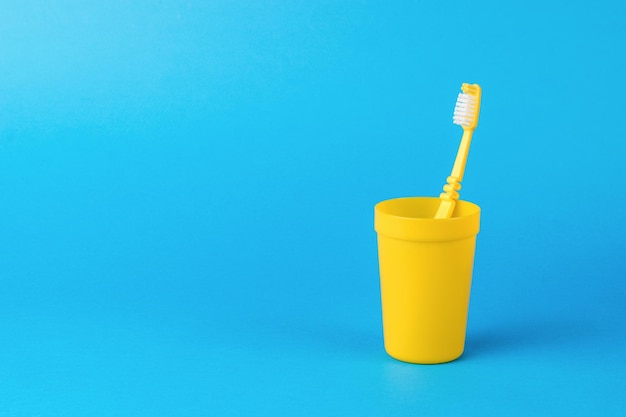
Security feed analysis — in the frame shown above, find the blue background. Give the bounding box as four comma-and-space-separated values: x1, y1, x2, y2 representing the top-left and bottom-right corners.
2, 1, 625, 415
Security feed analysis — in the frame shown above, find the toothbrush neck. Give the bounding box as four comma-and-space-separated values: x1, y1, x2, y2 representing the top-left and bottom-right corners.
450, 128, 474, 182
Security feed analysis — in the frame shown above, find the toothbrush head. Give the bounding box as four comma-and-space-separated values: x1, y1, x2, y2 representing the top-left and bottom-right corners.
453, 83, 482, 130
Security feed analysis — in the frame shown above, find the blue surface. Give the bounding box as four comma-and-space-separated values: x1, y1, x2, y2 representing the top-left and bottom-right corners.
2, 1, 625, 415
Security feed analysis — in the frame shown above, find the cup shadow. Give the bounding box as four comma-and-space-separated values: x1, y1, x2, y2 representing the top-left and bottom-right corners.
462, 317, 598, 360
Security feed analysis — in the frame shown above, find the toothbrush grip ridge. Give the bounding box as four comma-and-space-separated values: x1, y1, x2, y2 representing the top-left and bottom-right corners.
440, 176, 461, 201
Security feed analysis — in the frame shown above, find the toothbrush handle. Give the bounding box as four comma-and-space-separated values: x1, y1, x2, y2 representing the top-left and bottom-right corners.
434, 177, 460, 218
434, 128, 474, 219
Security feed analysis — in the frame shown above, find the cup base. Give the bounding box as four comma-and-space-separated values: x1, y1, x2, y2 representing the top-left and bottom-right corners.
385, 346, 464, 365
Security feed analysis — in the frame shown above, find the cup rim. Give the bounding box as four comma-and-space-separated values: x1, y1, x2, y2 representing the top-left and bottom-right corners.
374, 196, 480, 242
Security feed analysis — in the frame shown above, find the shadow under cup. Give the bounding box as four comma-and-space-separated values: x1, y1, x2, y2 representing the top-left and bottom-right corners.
374, 197, 480, 364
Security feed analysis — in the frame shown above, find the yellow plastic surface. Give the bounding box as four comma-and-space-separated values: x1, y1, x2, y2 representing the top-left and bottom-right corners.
374, 197, 480, 364
435, 83, 482, 219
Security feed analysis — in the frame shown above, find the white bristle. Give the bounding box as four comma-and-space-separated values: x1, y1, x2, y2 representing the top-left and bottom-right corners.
452, 93, 476, 126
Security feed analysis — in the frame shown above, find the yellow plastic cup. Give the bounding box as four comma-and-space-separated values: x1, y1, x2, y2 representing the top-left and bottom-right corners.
374, 196, 480, 364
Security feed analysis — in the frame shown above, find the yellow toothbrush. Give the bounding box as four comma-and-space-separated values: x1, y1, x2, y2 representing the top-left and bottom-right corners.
434, 83, 482, 219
